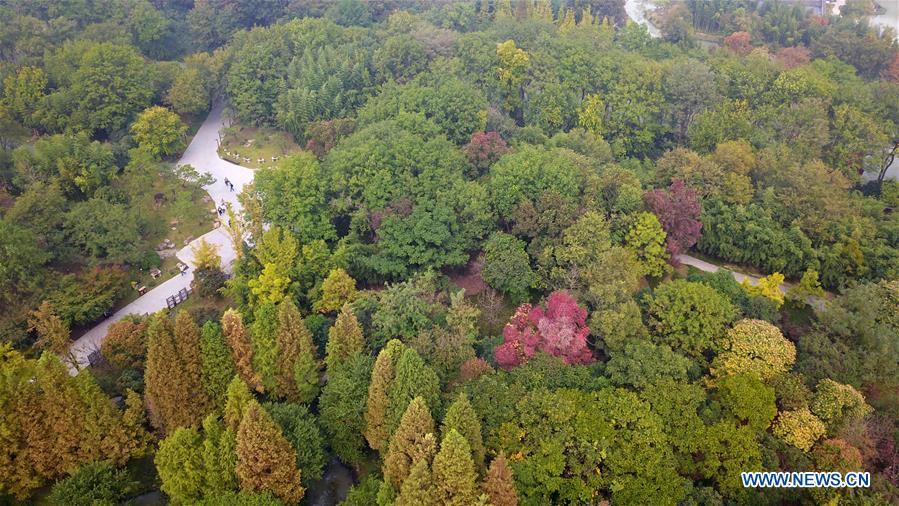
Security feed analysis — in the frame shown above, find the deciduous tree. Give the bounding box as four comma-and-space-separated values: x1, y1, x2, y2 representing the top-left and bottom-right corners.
130, 106, 187, 159
236, 404, 304, 504
494, 291, 592, 369
441, 393, 485, 473
325, 304, 365, 371
432, 429, 480, 506
222, 309, 263, 392
383, 397, 437, 489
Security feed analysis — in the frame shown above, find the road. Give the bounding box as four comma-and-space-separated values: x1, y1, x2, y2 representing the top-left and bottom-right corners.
68, 103, 254, 371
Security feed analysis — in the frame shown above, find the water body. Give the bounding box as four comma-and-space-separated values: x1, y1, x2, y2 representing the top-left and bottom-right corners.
303, 457, 356, 505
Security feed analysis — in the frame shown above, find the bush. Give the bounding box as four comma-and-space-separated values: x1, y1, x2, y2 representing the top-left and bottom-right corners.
194, 266, 227, 298
48, 461, 136, 505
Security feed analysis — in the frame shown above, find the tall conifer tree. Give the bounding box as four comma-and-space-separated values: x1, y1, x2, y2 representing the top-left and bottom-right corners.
200, 322, 236, 410
432, 429, 479, 506
442, 393, 485, 473
365, 340, 402, 451
396, 458, 437, 506
275, 299, 319, 403
224, 376, 254, 433
145, 313, 208, 434
222, 309, 263, 392
235, 403, 304, 504
383, 397, 437, 489
325, 303, 364, 371
482, 452, 518, 506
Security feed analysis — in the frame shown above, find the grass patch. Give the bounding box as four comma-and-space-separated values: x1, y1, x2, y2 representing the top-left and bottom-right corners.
218, 123, 302, 169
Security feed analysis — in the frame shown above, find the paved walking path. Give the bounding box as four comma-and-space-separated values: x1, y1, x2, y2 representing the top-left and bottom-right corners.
68, 103, 254, 371
676, 253, 827, 311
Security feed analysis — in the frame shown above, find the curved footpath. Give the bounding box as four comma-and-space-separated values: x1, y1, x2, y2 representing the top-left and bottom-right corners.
676, 253, 827, 311
68, 104, 254, 371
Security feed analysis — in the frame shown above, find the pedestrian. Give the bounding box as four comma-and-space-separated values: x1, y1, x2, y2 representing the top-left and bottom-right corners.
224, 177, 230, 188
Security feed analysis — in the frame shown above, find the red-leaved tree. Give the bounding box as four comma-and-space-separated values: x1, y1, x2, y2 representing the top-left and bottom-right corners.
494, 291, 592, 369
724, 31, 752, 56
464, 131, 509, 176
644, 180, 702, 257
775, 46, 811, 69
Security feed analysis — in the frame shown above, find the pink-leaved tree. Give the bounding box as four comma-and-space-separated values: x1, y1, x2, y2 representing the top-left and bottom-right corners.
494, 291, 592, 369
643, 180, 702, 258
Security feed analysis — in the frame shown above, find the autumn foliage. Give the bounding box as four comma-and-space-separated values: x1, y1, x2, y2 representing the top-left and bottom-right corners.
724, 31, 752, 55
643, 180, 702, 257
494, 291, 592, 369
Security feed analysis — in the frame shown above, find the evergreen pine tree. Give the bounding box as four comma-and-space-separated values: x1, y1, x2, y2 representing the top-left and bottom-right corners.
441, 393, 485, 474
432, 429, 479, 506
155, 427, 206, 503
325, 304, 364, 371
320, 354, 374, 466
235, 403, 304, 504
174, 311, 213, 414
201, 414, 238, 494
482, 452, 518, 506
251, 303, 280, 393
222, 309, 263, 392
200, 322, 236, 410
121, 389, 152, 458
275, 299, 320, 403
224, 376, 255, 433
386, 347, 441, 438
383, 397, 437, 489
365, 341, 401, 451
395, 458, 437, 506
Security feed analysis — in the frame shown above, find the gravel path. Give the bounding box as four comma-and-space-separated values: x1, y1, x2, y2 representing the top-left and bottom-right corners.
68, 104, 254, 371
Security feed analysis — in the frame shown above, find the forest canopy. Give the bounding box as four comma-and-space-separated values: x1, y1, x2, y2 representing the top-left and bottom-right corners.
1, 0, 898, 504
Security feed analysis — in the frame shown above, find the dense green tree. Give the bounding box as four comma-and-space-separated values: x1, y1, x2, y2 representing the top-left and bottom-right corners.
327, 118, 491, 280
716, 374, 777, 431
68, 42, 156, 135
319, 354, 374, 465
200, 322, 236, 411
605, 340, 694, 389
482, 232, 536, 304
500, 388, 685, 504
48, 460, 136, 506
645, 280, 737, 358
254, 153, 336, 245
265, 402, 326, 487
130, 106, 187, 159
